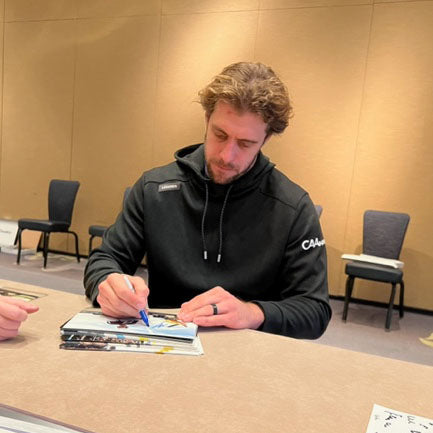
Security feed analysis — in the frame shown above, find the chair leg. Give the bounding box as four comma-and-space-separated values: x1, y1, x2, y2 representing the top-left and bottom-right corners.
385, 283, 397, 331
43, 232, 50, 269
342, 276, 355, 322
68, 231, 80, 263
399, 280, 405, 318
16, 228, 23, 265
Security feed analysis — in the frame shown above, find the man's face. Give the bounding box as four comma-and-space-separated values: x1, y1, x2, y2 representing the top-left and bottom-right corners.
204, 101, 268, 185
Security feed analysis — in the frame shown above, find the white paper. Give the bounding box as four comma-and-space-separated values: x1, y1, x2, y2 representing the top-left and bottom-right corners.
0, 414, 82, 433
341, 254, 404, 269
366, 404, 433, 433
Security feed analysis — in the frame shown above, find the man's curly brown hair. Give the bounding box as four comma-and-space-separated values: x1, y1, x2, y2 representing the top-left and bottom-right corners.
199, 62, 292, 136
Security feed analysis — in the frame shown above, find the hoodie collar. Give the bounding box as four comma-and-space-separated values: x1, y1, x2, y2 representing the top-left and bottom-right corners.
175, 143, 274, 195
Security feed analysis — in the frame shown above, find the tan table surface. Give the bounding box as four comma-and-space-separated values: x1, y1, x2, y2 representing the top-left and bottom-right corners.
1, 279, 432, 433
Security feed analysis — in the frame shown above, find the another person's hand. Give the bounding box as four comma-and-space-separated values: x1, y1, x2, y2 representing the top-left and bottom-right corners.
178, 286, 265, 330
97, 273, 149, 318
0, 297, 39, 341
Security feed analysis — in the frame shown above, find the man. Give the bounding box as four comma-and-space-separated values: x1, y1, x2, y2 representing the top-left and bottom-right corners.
0, 296, 39, 340
84, 62, 331, 339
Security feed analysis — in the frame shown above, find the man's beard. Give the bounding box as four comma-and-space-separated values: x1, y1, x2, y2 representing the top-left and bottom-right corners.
206, 155, 258, 185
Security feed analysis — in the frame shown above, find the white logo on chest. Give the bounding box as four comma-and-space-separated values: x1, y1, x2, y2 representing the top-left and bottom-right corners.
158, 182, 181, 192
301, 238, 325, 250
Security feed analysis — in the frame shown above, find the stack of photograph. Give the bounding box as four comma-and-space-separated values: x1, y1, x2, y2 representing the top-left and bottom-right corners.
60, 309, 203, 356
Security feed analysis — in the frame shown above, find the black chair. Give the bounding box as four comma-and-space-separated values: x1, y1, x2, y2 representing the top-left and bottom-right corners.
315, 205, 323, 218
342, 210, 410, 330
16, 179, 80, 269
88, 187, 131, 254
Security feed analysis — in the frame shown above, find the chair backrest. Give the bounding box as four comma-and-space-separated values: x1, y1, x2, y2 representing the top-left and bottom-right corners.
363, 210, 410, 259
315, 205, 323, 218
48, 179, 80, 225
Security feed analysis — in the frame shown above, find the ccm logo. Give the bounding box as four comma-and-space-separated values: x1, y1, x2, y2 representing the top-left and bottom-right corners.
158, 182, 180, 192
302, 238, 325, 250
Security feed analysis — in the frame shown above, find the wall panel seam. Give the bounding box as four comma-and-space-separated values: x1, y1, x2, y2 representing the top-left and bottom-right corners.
67, 18, 79, 254
161, 9, 260, 17
338, 4, 375, 294
150, 5, 163, 168
4, 14, 163, 24
0, 0, 5, 204
252, 9, 261, 62
258, 3, 374, 12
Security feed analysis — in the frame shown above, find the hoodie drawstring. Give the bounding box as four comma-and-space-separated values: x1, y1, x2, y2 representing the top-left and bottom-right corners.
217, 185, 233, 263
201, 183, 209, 260
201, 183, 233, 263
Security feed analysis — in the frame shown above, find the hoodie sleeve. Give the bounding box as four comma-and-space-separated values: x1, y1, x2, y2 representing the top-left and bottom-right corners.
84, 180, 147, 305
253, 195, 332, 339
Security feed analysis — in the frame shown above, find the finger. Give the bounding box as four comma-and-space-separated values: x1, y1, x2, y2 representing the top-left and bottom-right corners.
22, 304, 39, 314
99, 303, 117, 317
99, 303, 140, 319
0, 316, 22, 330
0, 297, 30, 308
125, 276, 149, 310
181, 298, 230, 321
180, 286, 226, 314
0, 296, 39, 313
179, 304, 215, 322
192, 313, 232, 328
0, 301, 29, 322
98, 274, 140, 316
0, 326, 20, 340
101, 273, 137, 307
0, 296, 39, 312
97, 281, 119, 312
97, 291, 138, 318
106, 273, 146, 310
179, 287, 229, 322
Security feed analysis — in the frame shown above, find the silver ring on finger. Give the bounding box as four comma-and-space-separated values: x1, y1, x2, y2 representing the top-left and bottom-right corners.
211, 303, 218, 315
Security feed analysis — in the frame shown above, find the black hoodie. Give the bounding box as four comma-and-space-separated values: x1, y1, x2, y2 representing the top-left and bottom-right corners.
84, 144, 331, 338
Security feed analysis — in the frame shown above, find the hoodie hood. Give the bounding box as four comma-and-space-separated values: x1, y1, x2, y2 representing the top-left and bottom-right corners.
174, 143, 275, 198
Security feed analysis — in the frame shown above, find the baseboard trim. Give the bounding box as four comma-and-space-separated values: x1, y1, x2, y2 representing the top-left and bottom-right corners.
330, 294, 433, 316
42, 248, 148, 268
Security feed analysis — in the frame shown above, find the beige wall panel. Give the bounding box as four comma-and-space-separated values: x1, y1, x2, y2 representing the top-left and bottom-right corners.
0, 0, 4, 19
260, 0, 373, 9
71, 16, 159, 254
163, 0, 259, 15
344, 2, 433, 309
153, 11, 258, 166
77, 0, 161, 18
5, 0, 78, 21
0, 21, 75, 238
0, 20, 3, 184
255, 6, 372, 295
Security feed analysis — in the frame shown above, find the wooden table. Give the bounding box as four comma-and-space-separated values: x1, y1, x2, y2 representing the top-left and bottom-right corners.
1, 280, 432, 433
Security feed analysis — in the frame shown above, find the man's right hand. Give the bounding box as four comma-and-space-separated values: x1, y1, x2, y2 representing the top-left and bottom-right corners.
97, 273, 149, 318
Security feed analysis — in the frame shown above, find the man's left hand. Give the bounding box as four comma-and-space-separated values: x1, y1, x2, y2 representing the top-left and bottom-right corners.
178, 286, 264, 330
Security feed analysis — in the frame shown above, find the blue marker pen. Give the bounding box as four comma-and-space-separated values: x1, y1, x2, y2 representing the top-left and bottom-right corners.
123, 275, 149, 327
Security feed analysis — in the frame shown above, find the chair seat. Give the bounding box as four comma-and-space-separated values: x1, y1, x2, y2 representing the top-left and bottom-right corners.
18, 218, 70, 232
88, 225, 107, 237
345, 261, 403, 284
